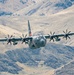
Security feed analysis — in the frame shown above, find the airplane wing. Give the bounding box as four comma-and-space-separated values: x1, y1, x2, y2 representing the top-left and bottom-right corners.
45, 33, 74, 38
0, 38, 7, 41
0, 37, 32, 44
45, 32, 74, 41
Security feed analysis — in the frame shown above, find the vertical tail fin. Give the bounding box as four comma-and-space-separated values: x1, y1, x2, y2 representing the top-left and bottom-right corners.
28, 20, 32, 36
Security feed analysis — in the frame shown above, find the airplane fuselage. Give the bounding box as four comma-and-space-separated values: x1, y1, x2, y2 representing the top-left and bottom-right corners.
28, 35, 46, 49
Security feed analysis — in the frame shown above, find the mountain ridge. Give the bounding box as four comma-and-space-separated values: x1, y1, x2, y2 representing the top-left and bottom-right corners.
0, 0, 74, 75
0, 43, 74, 74
0, 0, 74, 16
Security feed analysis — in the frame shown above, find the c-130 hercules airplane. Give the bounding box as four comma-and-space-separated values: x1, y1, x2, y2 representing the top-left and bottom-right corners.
0, 20, 74, 49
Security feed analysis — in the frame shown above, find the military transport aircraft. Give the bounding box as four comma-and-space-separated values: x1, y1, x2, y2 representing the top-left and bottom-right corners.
0, 20, 74, 49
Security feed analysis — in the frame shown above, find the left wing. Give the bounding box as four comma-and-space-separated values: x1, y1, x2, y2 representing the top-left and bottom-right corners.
45, 32, 74, 41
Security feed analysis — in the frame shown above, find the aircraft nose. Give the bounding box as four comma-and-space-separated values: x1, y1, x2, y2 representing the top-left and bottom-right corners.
41, 39, 44, 43
40, 39, 45, 46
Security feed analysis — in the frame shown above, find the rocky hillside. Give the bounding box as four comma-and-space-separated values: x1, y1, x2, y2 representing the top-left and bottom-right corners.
0, 0, 74, 16
54, 60, 74, 75
0, 43, 74, 74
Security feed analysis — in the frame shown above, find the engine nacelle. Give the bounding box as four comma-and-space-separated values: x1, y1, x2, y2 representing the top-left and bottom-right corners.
13, 42, 18, 45
55, 37, 61, 41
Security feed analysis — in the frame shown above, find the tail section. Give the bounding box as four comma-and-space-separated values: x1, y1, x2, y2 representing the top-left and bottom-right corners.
28, 20, 32, 36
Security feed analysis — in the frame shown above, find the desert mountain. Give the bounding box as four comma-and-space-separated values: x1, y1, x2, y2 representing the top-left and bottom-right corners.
0, 0, 74, 75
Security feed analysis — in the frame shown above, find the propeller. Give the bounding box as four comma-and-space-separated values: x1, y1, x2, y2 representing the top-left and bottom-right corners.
63, 29, 71, 40
20, 34, 27, 44
49, 32, 55, 42
5, 35, 13, 45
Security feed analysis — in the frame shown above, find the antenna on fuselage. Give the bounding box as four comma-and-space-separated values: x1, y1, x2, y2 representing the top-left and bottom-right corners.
28, 20, 32, 36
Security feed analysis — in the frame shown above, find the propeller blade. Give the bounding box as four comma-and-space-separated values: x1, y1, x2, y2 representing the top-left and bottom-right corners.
63, 31, 65, 33
8, 35, 9, 38
20, 34, 28, 44
5, 35, 14, 45
53, 39, 54, 42
68, 36, 70, 39
50, 39, 51, 41
63, 29, 71, 40
22, 41, 24, 44
11, 35, 13, 37
53, 32, 55, 35
68, 31, 71, 34
49, 32, 55, 42
7, 41, 12, 45
50, 32, 52, 35
20, 36, 22, 38
25, 34, 27, 38
66, 29, 67, 33
10, 42, 12, 45
22, 34, 24, 37
66, 37, 67, 40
